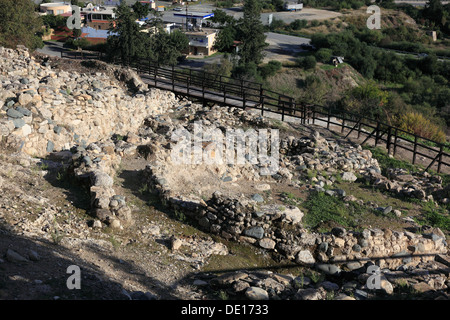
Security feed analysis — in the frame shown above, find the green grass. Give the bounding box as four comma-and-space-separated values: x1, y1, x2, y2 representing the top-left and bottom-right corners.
414, 201, 450, 232
320, 62, 349, 70
364, 145, 450, 187
301, 192, 366, 232
363, 146, 421, 175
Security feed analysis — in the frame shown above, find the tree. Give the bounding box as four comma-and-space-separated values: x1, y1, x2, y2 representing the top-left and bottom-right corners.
300, 75, 328, 106
214, 25, 236, 52
237, 0, 268, 65
297, 55, 317, 70
146, 29, 189, 66
258, 60, 282, 79
0, 0, 44, 50
211, 9, 236, 25
72, 28, 82, 40
315, 48, 333, 63
132, 1, 150, 20
423, 0, 444, 28
339, 81, 389, 120
107, 2, 147, 64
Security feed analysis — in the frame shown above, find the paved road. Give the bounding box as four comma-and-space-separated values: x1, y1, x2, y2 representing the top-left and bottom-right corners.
264, 32, 310, 63
143, 2, 341, 25
36, 41, 67, 58
178, 32, 310, 69
394, 0, 449, 6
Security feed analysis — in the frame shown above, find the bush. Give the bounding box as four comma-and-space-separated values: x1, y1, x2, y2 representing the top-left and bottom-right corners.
396, 112, 447, 143
315, 48, 333, 63
297, 55, 317, 70
290, 19, 308, 30
258, 60, 282, 79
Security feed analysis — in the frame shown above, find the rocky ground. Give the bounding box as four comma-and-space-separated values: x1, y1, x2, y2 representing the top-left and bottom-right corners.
0, 46, 449, 301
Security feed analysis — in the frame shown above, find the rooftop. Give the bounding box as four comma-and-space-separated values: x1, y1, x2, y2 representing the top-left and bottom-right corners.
173, 12, 214, 19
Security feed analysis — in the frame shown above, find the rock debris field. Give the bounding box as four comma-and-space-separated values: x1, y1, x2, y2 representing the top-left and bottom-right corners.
0, 46, 449, 300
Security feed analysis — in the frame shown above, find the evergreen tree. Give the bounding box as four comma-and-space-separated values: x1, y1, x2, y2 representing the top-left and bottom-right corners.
132, 1, 150, 20
0, 0, 44, 50
214, 25, 236, 52
423, 0, 444, 28
107, 2, 147, 64
238, 0, 267, 65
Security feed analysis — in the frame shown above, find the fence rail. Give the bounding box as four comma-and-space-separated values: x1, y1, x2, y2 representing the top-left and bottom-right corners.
62, 51, 450, 174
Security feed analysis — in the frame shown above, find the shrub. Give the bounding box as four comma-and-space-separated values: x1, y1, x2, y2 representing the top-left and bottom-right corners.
315, 48, 333, 63
297, 55, 317, 70
258, 60, 282, 79
396, 112, 447, 143
290, 19, 308, 30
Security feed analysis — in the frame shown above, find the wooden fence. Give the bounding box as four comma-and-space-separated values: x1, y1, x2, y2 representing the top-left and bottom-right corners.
62, 52, 450, 173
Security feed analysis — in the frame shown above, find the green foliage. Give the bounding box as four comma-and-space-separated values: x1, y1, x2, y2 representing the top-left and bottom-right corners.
362, 146, 419, 175
214, 25, 237, 52
231, 62, 263, 82
289, 19, 308, 30
148, 29, 189, 66
42, 14, 68, 29
237, 0, 268, 65
107, 4, 188, 66
338, 80, 389, 120
204, 58, 233, 79
314, 48, 333, 63
415, 201, 450, 232
0, 0, 44, 50
131, 1, 150, 20
298, 74, 329, 105
107, 2, 148, 64
211, 9, 236, 25
302, 192, 365, 231
258, 60, 282, 79
297, 55, 317, 70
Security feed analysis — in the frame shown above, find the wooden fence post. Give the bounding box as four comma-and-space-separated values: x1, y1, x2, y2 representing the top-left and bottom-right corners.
437, 144, 443, 173
224, 84, 226, 104
387, 126, 392, 155
171, 65, 175, 91
374, 121, 380, 146
327, 107, 331, 130
412, 135, 418, 164
312, 105, 315, 125
393, 128, 398, 156
260, 85, 265, 116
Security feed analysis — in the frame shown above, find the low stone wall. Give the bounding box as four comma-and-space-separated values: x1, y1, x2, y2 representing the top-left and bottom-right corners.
140, 112, 448, 272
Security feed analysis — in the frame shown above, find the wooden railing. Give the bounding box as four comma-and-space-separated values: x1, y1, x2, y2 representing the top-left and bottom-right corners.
61, 51, 450, 173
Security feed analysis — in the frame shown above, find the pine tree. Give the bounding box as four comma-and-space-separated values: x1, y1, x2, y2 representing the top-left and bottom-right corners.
107, 2, 147, 64
0, 0, 44, 50
238, 0, 267, 65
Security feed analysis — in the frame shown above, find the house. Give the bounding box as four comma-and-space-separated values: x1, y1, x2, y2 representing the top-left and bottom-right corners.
80, 26, 118, 44
81, 4, 116, 30
184, 28, 218, 56
39, 2, 72, 15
